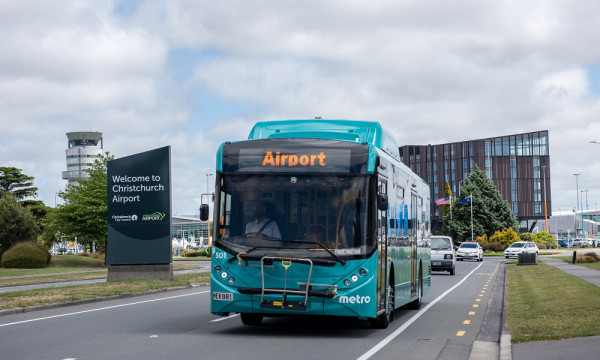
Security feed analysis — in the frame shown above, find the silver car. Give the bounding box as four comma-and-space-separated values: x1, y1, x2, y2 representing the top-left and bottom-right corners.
431, 235, 456, 275
456, 242, 483, 262
504, 241, 539, 258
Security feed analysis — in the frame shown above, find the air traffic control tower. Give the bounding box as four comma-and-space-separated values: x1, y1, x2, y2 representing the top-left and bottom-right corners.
62, 131, 104, 184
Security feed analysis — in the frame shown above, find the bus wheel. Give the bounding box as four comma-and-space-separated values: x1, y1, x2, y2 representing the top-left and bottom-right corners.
370, 283, 394, 329
240, 313, 263, 326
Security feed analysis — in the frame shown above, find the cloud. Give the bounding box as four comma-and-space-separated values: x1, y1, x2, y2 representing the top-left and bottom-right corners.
1, 0, 599, 215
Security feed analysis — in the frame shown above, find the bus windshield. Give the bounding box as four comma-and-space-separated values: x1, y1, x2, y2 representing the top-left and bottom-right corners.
214, 174, 374, 261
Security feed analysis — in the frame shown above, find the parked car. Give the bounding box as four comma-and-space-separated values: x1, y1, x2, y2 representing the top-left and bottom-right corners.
431, 235, 456, 275
572, 238, 589, 248
456, 242, 483, 262
558, 239, 573, 248
504, 241, 539, 258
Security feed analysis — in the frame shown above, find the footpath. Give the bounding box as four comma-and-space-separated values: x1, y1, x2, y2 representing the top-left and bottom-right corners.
509, 255, 600, 360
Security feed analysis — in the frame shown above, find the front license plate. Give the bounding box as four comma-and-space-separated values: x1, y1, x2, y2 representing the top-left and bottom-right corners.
212, 292, 233, 301
432, 262, 441, 266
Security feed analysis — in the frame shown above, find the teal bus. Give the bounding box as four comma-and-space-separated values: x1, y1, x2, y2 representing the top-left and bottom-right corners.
207, 120, 431, 328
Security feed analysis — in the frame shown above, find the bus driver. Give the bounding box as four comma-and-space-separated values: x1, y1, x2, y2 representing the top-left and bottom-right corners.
245, 204, 281, 239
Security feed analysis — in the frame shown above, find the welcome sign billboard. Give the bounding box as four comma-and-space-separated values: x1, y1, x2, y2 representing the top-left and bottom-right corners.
106, 146, 171, 265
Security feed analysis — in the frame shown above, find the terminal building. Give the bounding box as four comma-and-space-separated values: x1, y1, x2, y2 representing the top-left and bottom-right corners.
399, 130, 551, 233
171, 216, 210, 251
548, 210, 600, 241
62, 131, 104, 184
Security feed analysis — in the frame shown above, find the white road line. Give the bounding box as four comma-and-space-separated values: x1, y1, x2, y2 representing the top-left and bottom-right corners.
0, 290, 209, 328
210, 313, 240, 322
356, 262, 485, 360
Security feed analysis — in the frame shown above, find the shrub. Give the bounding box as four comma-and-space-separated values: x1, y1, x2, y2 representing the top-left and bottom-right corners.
532, 231, 558, 249
482, 242, 504, 252
89, 252, 105, 261
182, 249, 209, 257
1, 242, 49, 268
476, 234, 489, 245
34, 243, 52, 265
490, 228, 520, 248
583, 252, 599, 262
574, 254, 598, 264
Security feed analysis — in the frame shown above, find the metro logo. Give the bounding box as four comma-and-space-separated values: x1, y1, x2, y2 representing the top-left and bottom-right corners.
262, 151, 326, 167
339, 295, 371, 304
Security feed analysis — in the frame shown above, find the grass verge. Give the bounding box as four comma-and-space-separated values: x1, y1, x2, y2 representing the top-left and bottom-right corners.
556, 256, 600, 271
0, 272, 209, 311
0, 264, 201, 287
506, 261, 600, 342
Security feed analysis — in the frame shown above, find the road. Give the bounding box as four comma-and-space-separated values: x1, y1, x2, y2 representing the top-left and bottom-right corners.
0, 259, 503, 360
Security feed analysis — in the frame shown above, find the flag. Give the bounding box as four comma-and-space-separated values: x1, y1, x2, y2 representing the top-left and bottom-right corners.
436, 197, 451, 205
457, 194, 472, 205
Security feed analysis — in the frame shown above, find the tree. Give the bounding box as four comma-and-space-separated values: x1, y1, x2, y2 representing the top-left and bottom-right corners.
0, 167, 38, 200
47, 153, 114, 253
442, 165, 518, 241
0, 193, 40, 256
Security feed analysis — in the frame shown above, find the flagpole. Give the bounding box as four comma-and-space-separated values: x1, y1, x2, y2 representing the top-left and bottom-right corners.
470, 193, 474, 241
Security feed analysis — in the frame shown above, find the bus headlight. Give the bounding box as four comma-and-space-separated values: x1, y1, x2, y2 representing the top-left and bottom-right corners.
344, 279, 351, 286
228, 277, 235, 284
351, 274, 358, 282
359, 268, 367, 276
214, 266, 221, 273
221, 272, 228, 279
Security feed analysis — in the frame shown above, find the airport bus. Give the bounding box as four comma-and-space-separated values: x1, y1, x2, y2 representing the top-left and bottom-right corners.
207, 120, 431, 328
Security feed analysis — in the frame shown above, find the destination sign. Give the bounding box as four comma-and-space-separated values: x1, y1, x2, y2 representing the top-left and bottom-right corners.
221, 139, 369, 174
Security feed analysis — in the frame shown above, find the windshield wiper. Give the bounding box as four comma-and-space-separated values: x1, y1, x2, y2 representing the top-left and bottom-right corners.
226, 239, 346, 265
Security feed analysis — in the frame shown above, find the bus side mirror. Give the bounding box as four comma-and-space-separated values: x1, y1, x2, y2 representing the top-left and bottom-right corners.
199, 204, 209, 221
377, 193, 388, 211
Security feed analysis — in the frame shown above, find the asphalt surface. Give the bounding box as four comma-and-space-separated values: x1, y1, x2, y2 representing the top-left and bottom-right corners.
1, 255, 599, 359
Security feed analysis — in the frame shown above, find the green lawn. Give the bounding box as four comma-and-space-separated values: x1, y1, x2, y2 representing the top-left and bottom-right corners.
0, 272, 210, 311
0, 255, 203, 287
506, 261, 600, 342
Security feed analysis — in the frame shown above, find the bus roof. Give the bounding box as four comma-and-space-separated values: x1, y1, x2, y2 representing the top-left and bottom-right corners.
248, 120, 401, 162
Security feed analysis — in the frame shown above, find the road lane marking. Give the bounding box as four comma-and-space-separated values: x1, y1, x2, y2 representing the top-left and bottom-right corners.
456, 331, 466, 336
210, 313, 240, 322
463, 320, 471, 325
356, 262, 484, 360
0, 290, 209, 328
468, 311, 475, 315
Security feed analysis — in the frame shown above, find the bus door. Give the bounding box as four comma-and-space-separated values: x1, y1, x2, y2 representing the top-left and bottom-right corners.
377, 179, 388, 313
410, 192, 418, 298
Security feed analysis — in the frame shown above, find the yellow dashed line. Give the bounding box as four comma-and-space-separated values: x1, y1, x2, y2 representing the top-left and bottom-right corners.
473, 304, 479, 308
468, 311, 475, 315
463, 320, 471, 325
456, 331, 466, 337
475, 299, 481, 302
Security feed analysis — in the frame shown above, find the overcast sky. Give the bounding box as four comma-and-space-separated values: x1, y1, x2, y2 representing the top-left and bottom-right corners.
1, 0, 599, 216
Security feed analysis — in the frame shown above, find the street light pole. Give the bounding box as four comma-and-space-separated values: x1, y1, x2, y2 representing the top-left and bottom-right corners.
581, 189, 589, 210
573, 173, 580, 211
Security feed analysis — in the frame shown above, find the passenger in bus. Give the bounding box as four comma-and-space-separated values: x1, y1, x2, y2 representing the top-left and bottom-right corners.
245, 204, 281, 239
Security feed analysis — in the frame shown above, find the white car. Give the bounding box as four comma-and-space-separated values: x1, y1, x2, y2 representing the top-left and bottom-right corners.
504, 241, 539, 258
431, 235, 456, 275
456, 242, 483, 262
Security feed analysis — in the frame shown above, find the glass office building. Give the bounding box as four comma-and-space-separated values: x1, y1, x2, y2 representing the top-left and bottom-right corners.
399, 130, 550, 233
